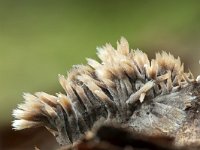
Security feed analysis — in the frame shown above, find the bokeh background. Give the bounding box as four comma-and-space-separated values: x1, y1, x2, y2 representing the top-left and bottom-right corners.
0, 0, 200, 149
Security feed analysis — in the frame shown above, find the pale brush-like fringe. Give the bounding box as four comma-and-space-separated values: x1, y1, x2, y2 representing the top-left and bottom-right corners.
12, 37, 195, 145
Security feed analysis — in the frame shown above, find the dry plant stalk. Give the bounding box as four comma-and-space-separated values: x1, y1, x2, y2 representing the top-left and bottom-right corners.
12, 38, 200, 148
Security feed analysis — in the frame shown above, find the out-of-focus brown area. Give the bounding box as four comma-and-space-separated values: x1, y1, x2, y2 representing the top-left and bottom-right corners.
1, 0, 200, 149
0, 126, 58, 150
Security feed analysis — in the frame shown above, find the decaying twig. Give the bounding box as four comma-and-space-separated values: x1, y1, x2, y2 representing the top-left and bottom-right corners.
12, 38, 200, 149
60, 125, 200, 150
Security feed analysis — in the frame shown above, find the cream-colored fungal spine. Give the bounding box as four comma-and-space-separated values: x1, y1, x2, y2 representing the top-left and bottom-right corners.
12, 37, 195, 146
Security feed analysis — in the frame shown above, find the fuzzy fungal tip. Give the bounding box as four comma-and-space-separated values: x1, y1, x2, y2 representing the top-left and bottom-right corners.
12, 37, 200, 146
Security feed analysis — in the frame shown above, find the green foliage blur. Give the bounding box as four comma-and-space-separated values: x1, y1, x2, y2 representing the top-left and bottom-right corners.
0, 0, 200, 126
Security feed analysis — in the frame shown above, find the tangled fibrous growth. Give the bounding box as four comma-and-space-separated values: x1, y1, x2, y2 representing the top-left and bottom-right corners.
13, 38, 200, 147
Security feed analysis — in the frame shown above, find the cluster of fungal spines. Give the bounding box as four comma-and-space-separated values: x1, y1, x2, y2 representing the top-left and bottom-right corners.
12, 37, 197, 146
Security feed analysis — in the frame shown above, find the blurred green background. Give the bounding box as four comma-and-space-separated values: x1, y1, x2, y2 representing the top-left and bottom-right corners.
1, 0, 200, 127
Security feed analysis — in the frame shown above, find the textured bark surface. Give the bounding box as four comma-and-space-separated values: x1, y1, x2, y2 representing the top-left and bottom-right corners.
60, 125, 200, 150
127, 82, 200, 145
